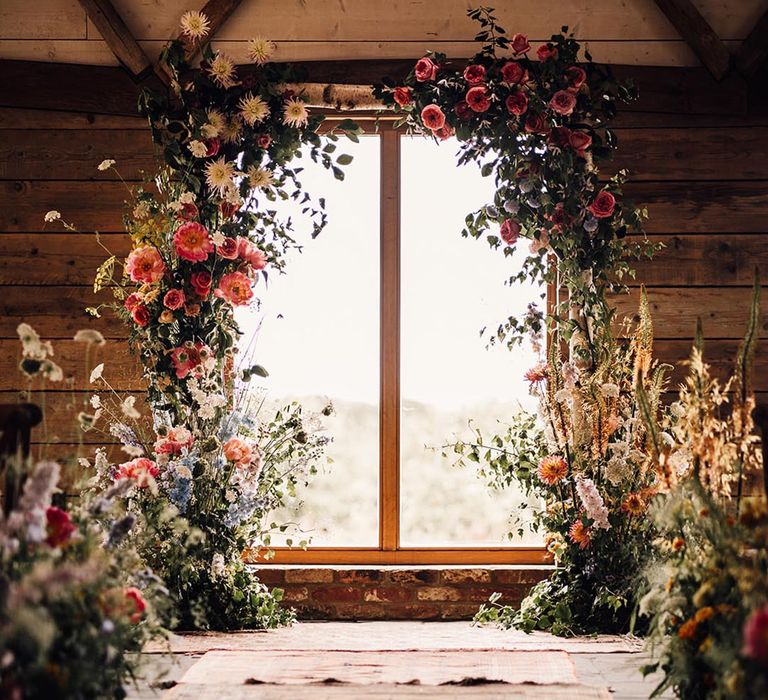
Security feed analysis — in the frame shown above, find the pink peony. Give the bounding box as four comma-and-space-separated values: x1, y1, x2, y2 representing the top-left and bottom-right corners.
214, 271, 254, 306
174, 221, 213, 262
124, 292, 142, 312
588, 190, 616, 219
155, 426, 194, 455
216, 236, 240, 259
117, 457, 159, 488
511, 33, 530, 55
550, 89, 577, 116
393, 87, 412, 106
126, 246, 165, 284
237, 237, 268, 270
466, 86, 491, 113
463, 64, 486, 85
743, 605, 768, 663
190, 270, 212, 298
500, 61, 527, 85
569, 130, 592, 158
163, 288, 185, 310
131, 305, 150, 328
537, 44, 558, 61
223, 437, 253, 466
420, 104, 446, 130
170, 341, 210, 379
500, 219, 520, 245
414, 57, 438, 82
505, 91, 529, 116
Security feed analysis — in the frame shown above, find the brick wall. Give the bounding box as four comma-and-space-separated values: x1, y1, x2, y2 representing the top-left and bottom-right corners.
252, 567, 552, 621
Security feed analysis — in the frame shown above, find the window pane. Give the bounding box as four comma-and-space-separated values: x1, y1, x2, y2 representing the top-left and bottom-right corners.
237, 136, 380, 547
400, 136, 543, 547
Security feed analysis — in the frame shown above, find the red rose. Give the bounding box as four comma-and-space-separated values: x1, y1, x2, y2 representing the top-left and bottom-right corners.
217, 236, 240, 259
420, 104, 446, 130
454, 101, 473, 121
569, 130, 592, 158
256, 134, 272, 149
566, 66, 587, 91
500, 61, 527, 85
393, 87, 412, 107
548, 203, 573, 229
434, 124, 455, 141
465, 86, 490, 112
524, 112, 550, 135
190, 270, 212, 298
537, 44, 558, 61
500, 219, 521, 245
588, 190, 616, 218
505, 91, 529, 116
550, 90, 577, 116
45, 506, 76, 548
124, 293, 142, 313
511, 33, 530, 55
124, 587, 147, 624
163, 288, 185, 310
414, 57, 438, 82
205, 138, 221, 157
463, 64, 486, 85
220, 201, 239, 219
177, 201, 199, 221
131, 304, 150, 328
550, 126, 572, 148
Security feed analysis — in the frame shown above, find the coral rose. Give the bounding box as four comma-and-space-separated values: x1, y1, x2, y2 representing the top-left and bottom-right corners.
454, 101, 473, 121
466, 86, 491, 112
414, 57, 438, 82
500, 61, 526, 85
550, 89, 577, 116
505, 91, 529, 116
117, 457, 159, 488
131, 305, 150, 328
511, 33, 530, 55
223, 437, 253, 466
45, 506, 76, 548
216, 236, 240, 259
537, 44, 558, 61
500, 219, 520, 245
190, 270, 213, 298
588, 190, 616, 219
124, 292, 142, 312
393, 87, 412, 106
163, 288, 185, 310
569, 130, 592, 158
174, 221, 213, 262
524, 113, 549, 134
566, 66, 587, 91
420, 104, 446, 130
463, 64, 486, 85
215, 271, 254, 306
126, 246, 165, 284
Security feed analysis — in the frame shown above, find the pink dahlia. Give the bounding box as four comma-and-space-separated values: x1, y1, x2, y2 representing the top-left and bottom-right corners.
126, 246, 165, 284
174, 221, 213, 262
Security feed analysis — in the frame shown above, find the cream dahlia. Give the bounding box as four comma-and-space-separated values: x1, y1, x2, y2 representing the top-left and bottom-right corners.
282, 98, 309, 128
204, 156, 237, 194
247, 37, 276, 64
180, 10, 210, 39
239, 94, 270, 125
247, 165, 274, 189
208, 53, 237, 88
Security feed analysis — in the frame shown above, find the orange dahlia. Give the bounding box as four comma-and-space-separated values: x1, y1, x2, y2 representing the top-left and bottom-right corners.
621, 492, 646, 517
524, 362, 548, 383
569, 520, 591, 549
537, 455, 568, 485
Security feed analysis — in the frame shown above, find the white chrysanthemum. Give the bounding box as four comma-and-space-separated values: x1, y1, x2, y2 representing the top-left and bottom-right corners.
132, 201, 150, 220
121, 396, 141, 419
247, 165, 274, 189
670, 401, 686, 418
208, 53, 237, 88
188, 139, 208, 158
205, 157, 237, 195
239, 94, 270, 125
247, 36, 276, 65
41, 360, 63, 382
44, 210, 61, 223
74, 329, 105, 346
204, 108, 225, 136
200, 123, 218, 139
97, 158, 115, 171
220, 116, 243, 144
167, 200, 183, 212
180, 10, 210, 39
282, 98, 309, 128
89, 363, 104, 383
179, 191, 196, 204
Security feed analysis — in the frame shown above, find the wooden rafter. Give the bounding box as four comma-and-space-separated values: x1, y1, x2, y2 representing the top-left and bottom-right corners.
735, 8, 768, 78
653, 0, 731, 81
180, 0, 245, 62
77, 0, 152, 79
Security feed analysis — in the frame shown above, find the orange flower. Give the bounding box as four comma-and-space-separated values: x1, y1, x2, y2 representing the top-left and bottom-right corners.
537, 455, 568, 485
524, 362, 548, 383
695, 607, 714, 623
214, 271, 254, 306
672, 537, 685, 551
621, 493, 646, 517
569, 520, 591, 549
678, 618, 698, 640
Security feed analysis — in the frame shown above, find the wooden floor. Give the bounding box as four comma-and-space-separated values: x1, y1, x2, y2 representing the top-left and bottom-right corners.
129, 622, 670, 699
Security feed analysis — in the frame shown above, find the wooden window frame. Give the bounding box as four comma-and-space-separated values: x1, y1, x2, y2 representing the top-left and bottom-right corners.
262, 118, 550, 566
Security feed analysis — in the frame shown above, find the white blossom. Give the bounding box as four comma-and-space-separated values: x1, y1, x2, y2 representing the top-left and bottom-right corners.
97, 159, 116, 171
89, 363, 104, 383
44, 210, 61, 223
575, 476, 611, 530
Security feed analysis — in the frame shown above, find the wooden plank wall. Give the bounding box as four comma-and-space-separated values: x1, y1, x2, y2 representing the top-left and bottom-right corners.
1, 66, 767, 485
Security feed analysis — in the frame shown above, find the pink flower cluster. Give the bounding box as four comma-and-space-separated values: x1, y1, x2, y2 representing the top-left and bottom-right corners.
223, 437, 254, 467
170, 340, 211, 379
155, 426, 194, 455
117, 457, 159, 488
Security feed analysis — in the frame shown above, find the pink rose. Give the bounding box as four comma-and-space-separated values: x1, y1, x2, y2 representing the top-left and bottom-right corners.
124, 292, 142, 313
465, 86, 490, 113
190, 270, 212, 298
420, 104, 446, 130
463, 64, 486, 85
393, 87, 412, 106
131, 305, 150, 328
588, 190, 616, 219
205, 138, 221, 157
177, 201, 199, 221
500, 219, 520, 245
569, 130, 592, 158
216, 236, 240, 259
524, 113, 550, 135
511, 33, 530, 55
256, 134, 272, 148
537, 44, 558, 61
155, 426, 194, 455
550, 126, 572, 148
126, 245, 165, 284
454, 101, 473, 121
550, 90, 577, 116
529, 230, 550, 254
414, 57, 438, 82
500, 61, 527, 85
743, 605, 768, 663
505, 91, 529, 116
566, 66, 587, 91
547, 203, 572, 230
163, 288, 185, 310
223, 437, 253, 466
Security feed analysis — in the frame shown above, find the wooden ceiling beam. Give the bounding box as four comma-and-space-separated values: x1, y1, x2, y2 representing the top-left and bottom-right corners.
735, 8, 768, 78
653, 0, 731, 81
77, 0, 153, 79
